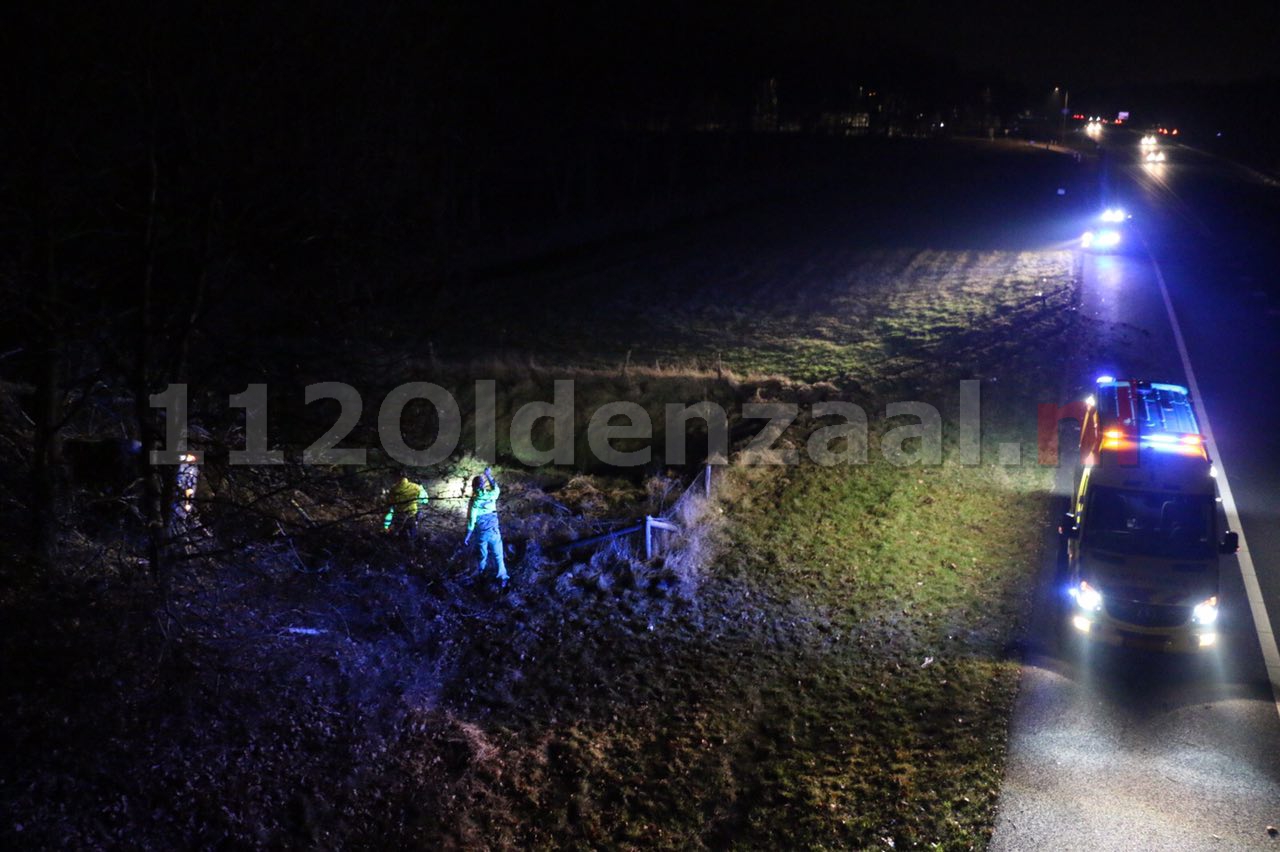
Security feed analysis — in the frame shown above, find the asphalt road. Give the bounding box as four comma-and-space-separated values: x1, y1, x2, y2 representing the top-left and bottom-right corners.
992, 136, 1280, 849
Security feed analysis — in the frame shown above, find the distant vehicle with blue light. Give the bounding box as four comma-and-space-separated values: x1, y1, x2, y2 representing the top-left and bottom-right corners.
1081, 207, 1132, 252
1060, 377, 1239, 653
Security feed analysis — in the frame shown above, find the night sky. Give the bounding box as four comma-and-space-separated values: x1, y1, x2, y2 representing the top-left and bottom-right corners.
455, 1, 1280, 90
10, 2, 1280, 126
855, 0, 1280, 87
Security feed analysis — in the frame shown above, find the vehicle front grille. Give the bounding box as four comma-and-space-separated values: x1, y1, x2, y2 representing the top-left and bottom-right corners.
1106, 599, 1192, 628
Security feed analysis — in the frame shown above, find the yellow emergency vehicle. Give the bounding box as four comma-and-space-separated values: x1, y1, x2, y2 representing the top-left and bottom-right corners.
1061, 377, 1239, 652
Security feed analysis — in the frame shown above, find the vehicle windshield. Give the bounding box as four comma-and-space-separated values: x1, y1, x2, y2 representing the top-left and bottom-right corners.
1083, 486, 1215, 559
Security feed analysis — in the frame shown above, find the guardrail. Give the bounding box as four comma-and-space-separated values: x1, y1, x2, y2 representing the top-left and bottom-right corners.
556, 463, 715, 560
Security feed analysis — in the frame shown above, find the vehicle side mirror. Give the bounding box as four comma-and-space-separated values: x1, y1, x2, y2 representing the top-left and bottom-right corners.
1220, 531, 1239, 555
1059, 512, 1080, 539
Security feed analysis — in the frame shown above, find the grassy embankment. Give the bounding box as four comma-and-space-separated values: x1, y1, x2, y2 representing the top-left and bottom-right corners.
451, 247, 1081, 848
1, 243, 1080, 849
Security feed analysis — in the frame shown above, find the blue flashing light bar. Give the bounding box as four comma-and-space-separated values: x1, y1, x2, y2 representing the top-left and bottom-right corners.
1093, 377, 1190, 396
1092, 379, 1204, 455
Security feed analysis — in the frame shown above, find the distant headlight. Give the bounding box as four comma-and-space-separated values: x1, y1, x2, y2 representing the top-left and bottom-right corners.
1072, 580, 1103, 612
1192, 595, 1218, 626
1101, 208, 1128, 223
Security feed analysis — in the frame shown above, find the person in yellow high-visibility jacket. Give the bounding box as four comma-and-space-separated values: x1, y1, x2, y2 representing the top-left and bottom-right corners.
383, 473, 428, 537
464, 467, 507, 584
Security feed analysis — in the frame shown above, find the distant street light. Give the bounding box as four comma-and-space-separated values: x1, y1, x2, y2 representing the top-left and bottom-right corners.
1059, 88, 1070, 145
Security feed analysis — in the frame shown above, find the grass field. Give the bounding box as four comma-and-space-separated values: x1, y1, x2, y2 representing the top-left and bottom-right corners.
415, 238, 1077, 848
385, 147, 1087, 845
1, 141, 1090, 848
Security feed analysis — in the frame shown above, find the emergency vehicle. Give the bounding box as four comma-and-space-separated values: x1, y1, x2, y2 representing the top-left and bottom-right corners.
1061, 377, 1239, 652
1081, 207, 1131, 252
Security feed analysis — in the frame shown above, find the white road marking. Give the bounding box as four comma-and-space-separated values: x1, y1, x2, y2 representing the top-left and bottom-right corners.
1148, 253, 1280, 720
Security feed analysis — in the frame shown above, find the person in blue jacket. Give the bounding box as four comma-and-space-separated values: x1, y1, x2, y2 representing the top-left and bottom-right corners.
465, 467, 507, 584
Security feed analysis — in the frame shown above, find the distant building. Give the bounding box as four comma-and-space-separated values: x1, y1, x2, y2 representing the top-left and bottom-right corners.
752, 78, 779, 132
816, 111, 870, 136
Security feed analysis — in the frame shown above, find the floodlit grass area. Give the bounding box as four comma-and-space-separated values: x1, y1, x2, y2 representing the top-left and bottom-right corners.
704, 446, 1050, 847
650, 249, 1075, 384
424, 246, 1078, 393
463, 449, 1048, 847
380, 241, 1076, 847
332, 440, 1052, 849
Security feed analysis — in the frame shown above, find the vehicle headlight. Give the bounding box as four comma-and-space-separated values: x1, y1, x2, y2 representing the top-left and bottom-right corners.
1072, 580, 1103, 612
1095, 230, 1121, 248
1192, 595, 1218, 626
